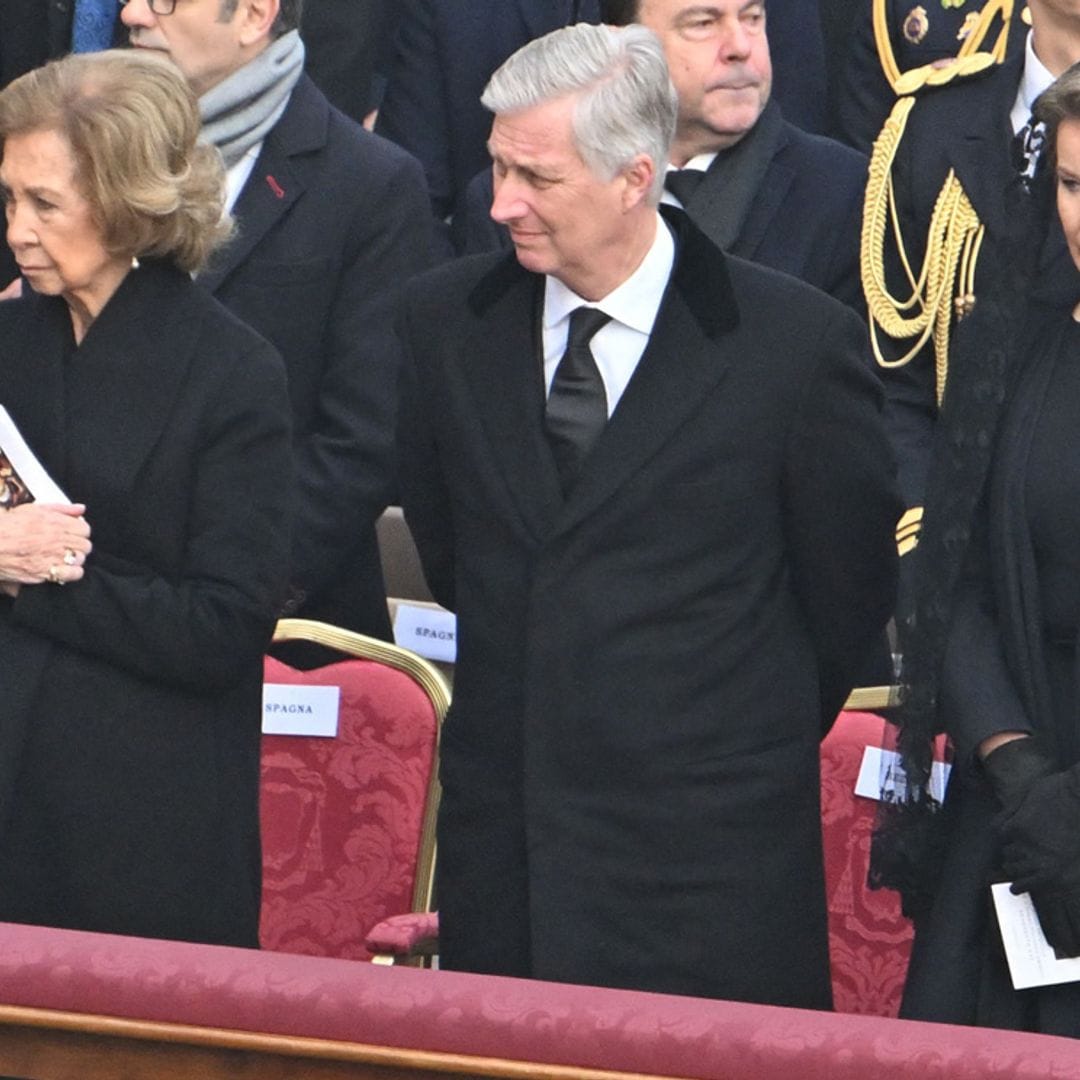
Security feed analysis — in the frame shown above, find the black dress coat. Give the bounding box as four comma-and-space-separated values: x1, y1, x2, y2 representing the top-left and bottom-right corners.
300, 0, 398, 124
462, 117, 868, 313
398, 212, 901, 1004
902, 304, 1080, 1035
377, 0, 601, 259
0, 261, 293, 947
200, 75, 431, 647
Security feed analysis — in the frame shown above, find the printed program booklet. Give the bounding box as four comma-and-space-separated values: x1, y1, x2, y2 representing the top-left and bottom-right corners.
0, 405, 69, 506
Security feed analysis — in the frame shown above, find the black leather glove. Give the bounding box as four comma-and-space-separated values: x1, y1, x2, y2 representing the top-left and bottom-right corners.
981, 735, 1056, 811
987, 741, 1080, 958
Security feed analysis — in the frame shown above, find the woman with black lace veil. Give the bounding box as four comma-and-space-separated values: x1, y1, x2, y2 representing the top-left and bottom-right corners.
877, 61, 1080, 1035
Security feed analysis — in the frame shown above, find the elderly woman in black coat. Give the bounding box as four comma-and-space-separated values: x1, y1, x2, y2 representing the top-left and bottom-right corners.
0, 49, 293, 946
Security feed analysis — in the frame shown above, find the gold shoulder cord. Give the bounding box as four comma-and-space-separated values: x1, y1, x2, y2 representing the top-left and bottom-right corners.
863, 0, 1015, 408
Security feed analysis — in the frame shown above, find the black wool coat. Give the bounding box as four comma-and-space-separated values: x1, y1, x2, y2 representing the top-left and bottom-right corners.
399, 212, 901, 1006
201, 75, 431, 646
0, 261, 293, 946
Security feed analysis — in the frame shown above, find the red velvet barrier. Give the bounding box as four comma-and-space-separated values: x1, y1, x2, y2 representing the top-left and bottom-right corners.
0, 922, 1078, 1078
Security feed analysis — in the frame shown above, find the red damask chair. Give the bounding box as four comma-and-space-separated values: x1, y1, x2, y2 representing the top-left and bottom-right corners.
259, 618, 450, 961
821, 687, 916, 1017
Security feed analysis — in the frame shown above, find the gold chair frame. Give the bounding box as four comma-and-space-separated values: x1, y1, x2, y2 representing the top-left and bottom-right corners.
271, 618, 451, 930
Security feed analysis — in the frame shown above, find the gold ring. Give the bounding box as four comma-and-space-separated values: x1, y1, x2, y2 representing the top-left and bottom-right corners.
47, 565, 63, 585
63, 549, 77, 566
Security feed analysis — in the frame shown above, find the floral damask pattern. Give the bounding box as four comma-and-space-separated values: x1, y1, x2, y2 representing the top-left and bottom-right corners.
820, 711, 913, 1017
258, 657, 438, 959
1, 921, 1078, 1078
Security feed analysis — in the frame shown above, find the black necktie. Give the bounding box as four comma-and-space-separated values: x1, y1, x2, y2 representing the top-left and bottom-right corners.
545, 307, 612, 495
664, 168, 706, 207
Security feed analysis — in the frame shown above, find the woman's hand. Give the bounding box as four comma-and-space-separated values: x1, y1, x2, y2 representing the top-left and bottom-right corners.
0, 503, 92, 593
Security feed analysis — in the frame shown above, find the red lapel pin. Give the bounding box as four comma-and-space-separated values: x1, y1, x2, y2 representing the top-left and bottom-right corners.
266, 175, 285, 199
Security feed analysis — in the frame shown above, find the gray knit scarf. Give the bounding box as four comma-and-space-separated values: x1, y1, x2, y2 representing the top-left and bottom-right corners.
198, 30, 305, 168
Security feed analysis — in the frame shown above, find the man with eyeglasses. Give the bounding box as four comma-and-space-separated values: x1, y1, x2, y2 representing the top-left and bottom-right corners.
118, 0, 431, 662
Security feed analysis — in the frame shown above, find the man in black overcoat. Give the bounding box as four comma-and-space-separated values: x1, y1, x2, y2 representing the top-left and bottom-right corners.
399, 22, 901, 1004
119, 0, 431, 660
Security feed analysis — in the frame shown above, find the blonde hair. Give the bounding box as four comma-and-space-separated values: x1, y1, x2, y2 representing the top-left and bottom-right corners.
0, 49, 231, 273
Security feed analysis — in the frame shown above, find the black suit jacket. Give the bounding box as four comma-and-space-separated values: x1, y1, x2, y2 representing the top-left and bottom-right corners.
300, 0, 400, 123
0, 260, 293, 946
0, 0, 123, 87
398, 211, 900, 1002
463, 117, 867, 311
377, 0, 600, 258
378, 0, 829, 258
201, 75, 431, 647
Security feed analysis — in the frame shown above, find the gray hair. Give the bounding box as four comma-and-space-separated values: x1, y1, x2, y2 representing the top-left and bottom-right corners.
481, 23, 677, 204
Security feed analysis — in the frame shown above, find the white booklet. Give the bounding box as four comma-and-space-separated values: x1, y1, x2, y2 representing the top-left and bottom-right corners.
992, 882, 1080, 989
0, 404, 69, 506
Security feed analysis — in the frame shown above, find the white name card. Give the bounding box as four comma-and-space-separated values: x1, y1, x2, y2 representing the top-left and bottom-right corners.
992, 882, 1080, 990
854, 746, 951, 803
262, 683, 340, 737
393, 603, 457, 663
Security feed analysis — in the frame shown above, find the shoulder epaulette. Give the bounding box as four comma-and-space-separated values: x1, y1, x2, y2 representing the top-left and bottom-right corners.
873, 0, 1014, 94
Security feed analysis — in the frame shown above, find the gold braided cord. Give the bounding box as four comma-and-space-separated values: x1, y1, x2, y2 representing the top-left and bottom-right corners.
873, 0, 901, 91
875, 0, 1016, 95
862, 55, 996, 408
956, 0, 1015, 62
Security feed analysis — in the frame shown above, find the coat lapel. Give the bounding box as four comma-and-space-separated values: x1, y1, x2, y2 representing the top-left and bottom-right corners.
60, 263, 199, 499
197, 78, 321, 295
556, 211, 739, 534
1, 294, 68, 479
725, 150, 794, 262
464, 255, 565, 542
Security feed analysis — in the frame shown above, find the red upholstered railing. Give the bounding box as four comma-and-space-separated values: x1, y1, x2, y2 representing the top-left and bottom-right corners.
0, 922, 1078, 1078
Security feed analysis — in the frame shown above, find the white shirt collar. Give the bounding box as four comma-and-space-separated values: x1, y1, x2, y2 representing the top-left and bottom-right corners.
677, 151, 719, 173
543, 212, 675, 336
1012, 29, 1055, 134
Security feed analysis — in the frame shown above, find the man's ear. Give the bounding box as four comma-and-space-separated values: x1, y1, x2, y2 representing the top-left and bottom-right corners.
237, 0, 281, 47
621, 153, 656, 211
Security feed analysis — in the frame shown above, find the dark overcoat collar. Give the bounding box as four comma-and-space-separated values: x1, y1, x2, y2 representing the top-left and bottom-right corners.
462, 208, 739, 543
197, 75, 325, 294
5, 260, 200, 502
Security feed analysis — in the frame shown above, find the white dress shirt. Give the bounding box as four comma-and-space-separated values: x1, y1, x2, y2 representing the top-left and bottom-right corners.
542, 214, 675, 417
1011, 30, 1055, 135
224, 143, 262, 213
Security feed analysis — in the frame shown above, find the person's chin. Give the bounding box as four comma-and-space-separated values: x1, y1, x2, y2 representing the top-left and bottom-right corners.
16, 268, 53, 291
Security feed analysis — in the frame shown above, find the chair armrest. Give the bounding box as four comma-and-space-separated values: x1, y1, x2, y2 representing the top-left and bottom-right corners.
366, 911, 440, 965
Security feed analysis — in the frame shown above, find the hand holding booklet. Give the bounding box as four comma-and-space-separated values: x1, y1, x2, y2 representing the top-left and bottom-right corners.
992, 882, 1080, 989
0, 405, 69, 506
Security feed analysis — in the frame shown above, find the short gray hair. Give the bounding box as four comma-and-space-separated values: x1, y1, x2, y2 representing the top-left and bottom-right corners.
481, 23, 677, 204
